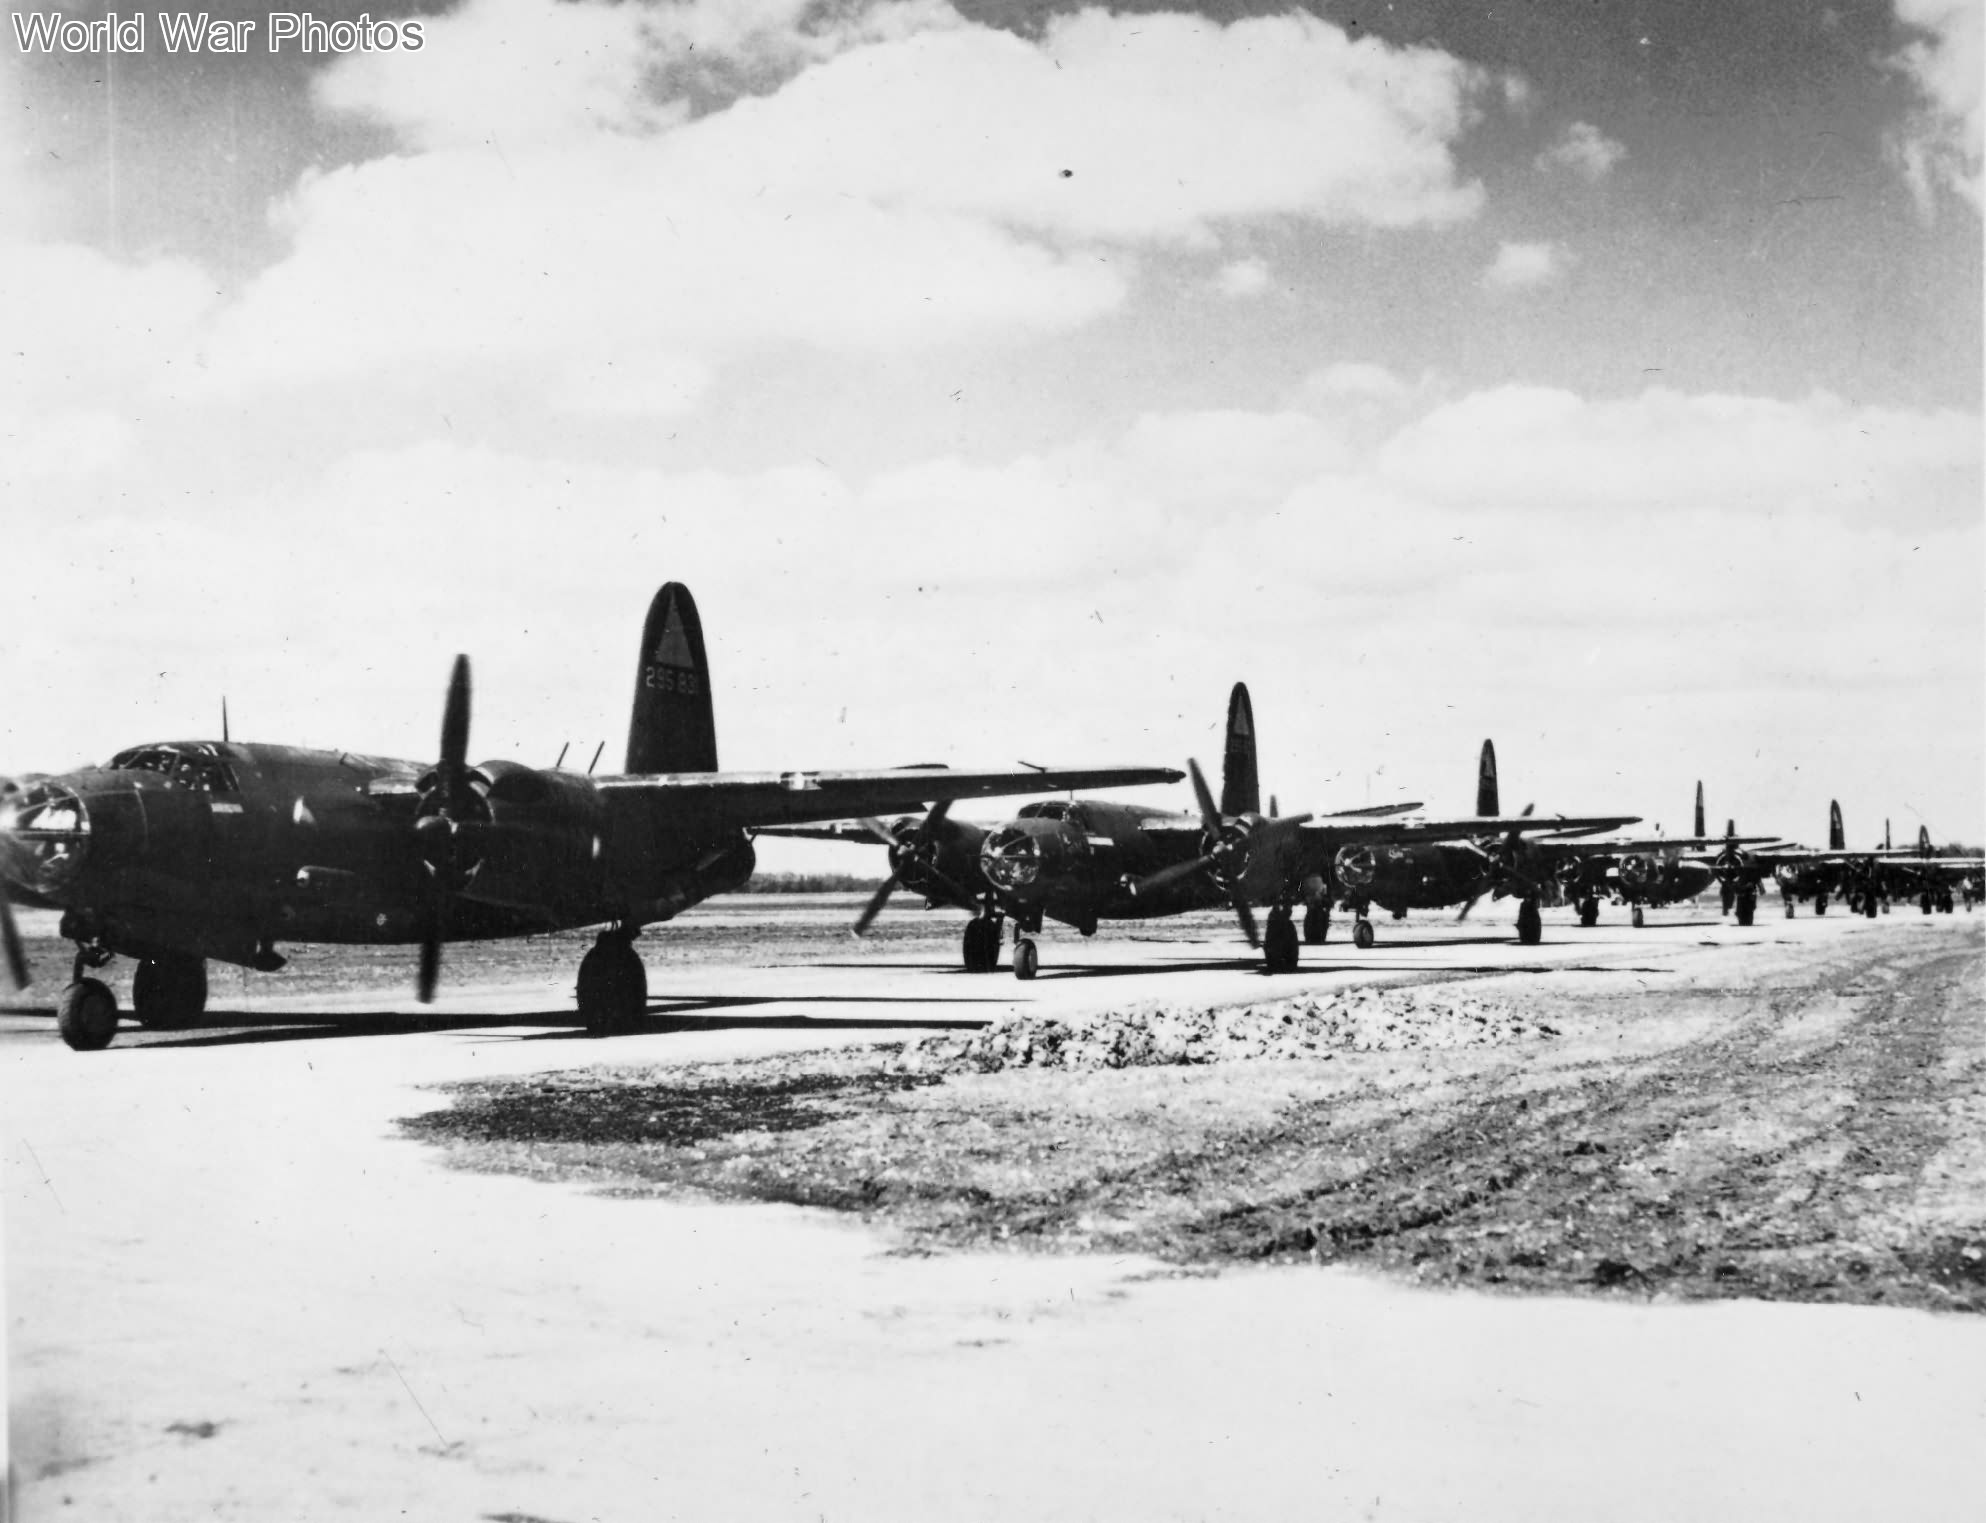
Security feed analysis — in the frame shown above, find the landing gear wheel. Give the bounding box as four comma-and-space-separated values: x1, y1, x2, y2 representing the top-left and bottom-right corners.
1515, 897, 1542, 946
1720, 885, 1735, 916
1351, 918, 1375, 951
132, 954, 207, 1030
1302, 903, 1330, 946
962, 918, 996, 973
577, 935, 646, 1037
1578, 897, 1599, 928
1815, 895, 1828, 916
1012, 938, 1039, 981
1784, 899, 1796, 918
1264, 910, 1300, 974
57, 977, 119, 1051
1920, 893, 1934, 915
1631, 905, 1646, 929
1864, 897, 1877, 919
1735, 891, 1757, 928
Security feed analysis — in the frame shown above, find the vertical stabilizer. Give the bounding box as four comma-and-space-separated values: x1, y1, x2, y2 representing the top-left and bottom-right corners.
625, 583, 718, 774
1219, 683, 1260, 817
1919, 825, 1932, 853
1885, 819, 1892, 850
1693, 782, 1705, 839
1828, 800, 1845, 851
1476, 740, 1499, 818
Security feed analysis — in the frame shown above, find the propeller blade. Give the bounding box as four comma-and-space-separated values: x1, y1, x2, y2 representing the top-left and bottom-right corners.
853, 873, 901, 936
856, 816, 902, 848
0, 891, 28, 991
1457, 893, 1482, 923
1186, 758, 1221, 832
923, 798, 955, 832
1230, 892, 1259, 949
1130, 852, 1220, 896
417, 924, 442, 1004
440, 654, 471, 774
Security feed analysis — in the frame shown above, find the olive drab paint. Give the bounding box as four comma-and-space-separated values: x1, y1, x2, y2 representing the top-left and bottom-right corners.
626, 582, 718, 775
1829, 800, 1845, 852
1694, 781, 1705, 840
1219, 683, 1260, 819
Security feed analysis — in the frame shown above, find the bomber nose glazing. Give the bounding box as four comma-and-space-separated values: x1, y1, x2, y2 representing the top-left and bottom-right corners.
981, 825, 1043, 889
0, 779, 92, 892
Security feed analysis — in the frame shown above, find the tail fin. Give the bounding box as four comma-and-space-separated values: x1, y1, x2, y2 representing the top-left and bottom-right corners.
1726, 817, 1737, 839
1219, 683, 1260, 817
625, 582, 718, 774
1828, 800, 1844, 851
1476, 740, 1499, 818
1693, 782, 1705, 839
1919, 824, 1932, 853
1885, 819, 1892, 850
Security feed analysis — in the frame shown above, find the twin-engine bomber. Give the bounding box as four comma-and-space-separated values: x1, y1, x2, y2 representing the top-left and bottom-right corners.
0, 583, 1181, 1049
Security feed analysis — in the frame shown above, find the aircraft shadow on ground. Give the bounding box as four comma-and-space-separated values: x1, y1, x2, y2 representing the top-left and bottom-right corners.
3, 991, 1003, 1050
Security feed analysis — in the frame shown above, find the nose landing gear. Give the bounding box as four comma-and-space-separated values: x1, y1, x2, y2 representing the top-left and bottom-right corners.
577, 926, 646, 1036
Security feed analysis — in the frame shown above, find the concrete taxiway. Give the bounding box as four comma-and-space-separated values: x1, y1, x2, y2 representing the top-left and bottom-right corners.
6, 902, 1983, 1520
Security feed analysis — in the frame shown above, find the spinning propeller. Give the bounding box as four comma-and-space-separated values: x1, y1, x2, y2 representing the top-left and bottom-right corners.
851, 801, 978, 935
411, 656, 491, 1002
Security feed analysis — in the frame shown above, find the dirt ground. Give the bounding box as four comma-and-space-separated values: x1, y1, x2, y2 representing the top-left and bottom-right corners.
404, 918, 1986, 1312
7, 902, 1984, 1521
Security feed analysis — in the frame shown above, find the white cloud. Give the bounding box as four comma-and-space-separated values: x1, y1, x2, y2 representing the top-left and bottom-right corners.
1889, 0, 1983, 211
1536, 121, 1626, 180
1482, 240, 1570, 290
1213, 258, 1270, 298
180, 3, 1496, 407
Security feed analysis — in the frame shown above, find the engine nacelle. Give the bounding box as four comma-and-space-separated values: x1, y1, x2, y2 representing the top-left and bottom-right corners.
1617, 853, 1656, 891
1334, 844, 1377, 890
638, 837, 757, 922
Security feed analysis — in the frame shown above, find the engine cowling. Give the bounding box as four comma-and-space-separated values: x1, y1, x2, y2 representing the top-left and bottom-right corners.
1617, 854, 1656, 892
1334, 843, 1377, 890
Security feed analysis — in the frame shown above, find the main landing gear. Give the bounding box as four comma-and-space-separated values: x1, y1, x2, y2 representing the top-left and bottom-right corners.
577, 927, 646, 1036
1263, 908, 1300, 974
1630, 905, 1646, 929
961, 915, 1005, 974
1577, 896, 1600, 928
1302, 902, 1330, 945
1515, 896, 1542, 946
53, 945, 211, 1051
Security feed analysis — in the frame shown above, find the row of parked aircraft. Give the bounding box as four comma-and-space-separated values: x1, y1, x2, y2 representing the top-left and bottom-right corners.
3, 583, 1979, 1049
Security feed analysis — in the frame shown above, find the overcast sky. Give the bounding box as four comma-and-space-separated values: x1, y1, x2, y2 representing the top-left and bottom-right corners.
4, 0, 1980, 862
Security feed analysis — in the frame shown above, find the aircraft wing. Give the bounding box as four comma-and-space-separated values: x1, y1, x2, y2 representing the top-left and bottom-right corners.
752, 820, 899, 843
1288, 812, 1643, 847
595, 764, 1181, 831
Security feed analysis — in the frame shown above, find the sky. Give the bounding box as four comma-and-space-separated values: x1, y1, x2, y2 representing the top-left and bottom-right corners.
3, 0, 1981, 866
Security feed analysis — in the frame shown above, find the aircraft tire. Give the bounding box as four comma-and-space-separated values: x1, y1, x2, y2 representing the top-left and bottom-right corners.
1516, 898, 1542, 946
1631, 906, 1646, 929
962, 919, 988, 972
1921, 893, 1934, 915
578, 937, 646, 1036
1012, 938, 1038, 981
1264, 911, 1300, 974
1785, 899, 1796, 918
1302, 903, 1330, 945
57, 977, 119, 1052
1578, 898, 1599, 928
1735, 892, 1757, 928
132, 953, 207, 1030
1815, 895, 1828, 916
1351, 918, 1375, 951
1864, 898, 1877, 919
1720, 886, 1735, 916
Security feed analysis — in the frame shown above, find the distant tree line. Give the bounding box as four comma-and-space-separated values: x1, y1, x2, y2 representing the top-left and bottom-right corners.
739, 871, 886, 894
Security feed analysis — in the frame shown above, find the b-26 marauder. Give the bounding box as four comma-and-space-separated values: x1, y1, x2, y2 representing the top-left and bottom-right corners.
0, 583, 1180, 1048
775, 687, 1638, 975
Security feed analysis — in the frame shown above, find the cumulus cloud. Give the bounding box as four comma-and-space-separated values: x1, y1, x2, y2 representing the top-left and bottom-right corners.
183, 2, 1495, 405
1536, 121, 1626, 180
1213, 258, 1270, 298
1888, 0, 1982, 211
1482, 240, 1570, 290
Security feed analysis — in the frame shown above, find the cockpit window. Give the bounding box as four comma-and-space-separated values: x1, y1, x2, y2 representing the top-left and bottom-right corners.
1016, 801, 1070, 820
108, 743, 239, 794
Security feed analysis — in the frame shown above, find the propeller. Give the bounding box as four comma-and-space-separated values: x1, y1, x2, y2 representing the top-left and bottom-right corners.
1456, 803, 1538, 920
412, 655, 489, 1003
1127, 758, 1316, 948
851, 800, 977, 935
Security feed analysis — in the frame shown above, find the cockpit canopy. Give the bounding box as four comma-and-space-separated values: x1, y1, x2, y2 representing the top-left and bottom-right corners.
107, 743, 241, 794
1016, 801, 1072, 821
